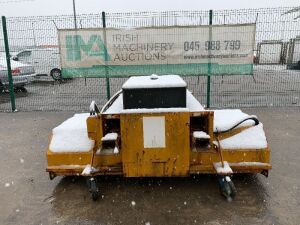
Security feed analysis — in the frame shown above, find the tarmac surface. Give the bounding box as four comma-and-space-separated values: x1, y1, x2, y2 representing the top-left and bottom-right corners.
0, 108, 299, 225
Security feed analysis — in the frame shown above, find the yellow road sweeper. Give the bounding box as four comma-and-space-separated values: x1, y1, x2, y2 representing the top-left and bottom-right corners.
46, 74, 271, 201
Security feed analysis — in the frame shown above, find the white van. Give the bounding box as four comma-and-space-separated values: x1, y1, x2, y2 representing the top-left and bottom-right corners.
13, 48, 62, 80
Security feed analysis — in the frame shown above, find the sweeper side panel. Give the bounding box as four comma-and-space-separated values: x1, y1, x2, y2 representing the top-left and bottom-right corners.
121, 112, 190, 177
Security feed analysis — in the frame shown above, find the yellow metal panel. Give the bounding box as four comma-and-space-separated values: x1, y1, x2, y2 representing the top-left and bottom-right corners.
92, 154, 122, 167
47, 150, 92, 167
87, 115, 103, 149
46, 115, 102, 169
121, 112, 190, 177
46, 111, 272, 177
190, 147, 271, 173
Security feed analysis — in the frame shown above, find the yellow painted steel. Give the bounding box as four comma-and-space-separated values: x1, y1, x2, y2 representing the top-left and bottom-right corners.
46, 135, 93, 169
86, 116, 103, 146
121, 112, 190, 177
47, 149, 92, 167
46, 111, 271, 178
190, 148, 270, 174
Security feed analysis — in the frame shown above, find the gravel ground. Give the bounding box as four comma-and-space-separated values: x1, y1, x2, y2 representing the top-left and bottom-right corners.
0, 108, 299, 225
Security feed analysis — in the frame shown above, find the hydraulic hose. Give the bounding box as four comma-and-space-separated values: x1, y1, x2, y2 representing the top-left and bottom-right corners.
215, 116, 259, 134
100, 90, 122, 113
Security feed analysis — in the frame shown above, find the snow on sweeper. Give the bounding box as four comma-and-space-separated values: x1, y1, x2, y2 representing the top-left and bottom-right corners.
46, 74, 271, 201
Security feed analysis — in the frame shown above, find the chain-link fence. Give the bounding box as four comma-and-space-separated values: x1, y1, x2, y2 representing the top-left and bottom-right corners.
0, 7, 300, 112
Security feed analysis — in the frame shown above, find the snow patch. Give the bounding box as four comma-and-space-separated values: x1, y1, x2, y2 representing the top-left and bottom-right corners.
49, 114, 94, 153
213, 109, 256, 132
121, 107, 189, 113
218, 123, 268, 149
193, 131, 210, 139
186, 90, 204, 111
101, 133, 118, 141
230, 162, 270, 166
101, 90, 122, 114
113, 146, 119, 154
81, 164, 97, 175
103, 93, 124, 114
122, 74, 187, 89
213, 161, 233, 174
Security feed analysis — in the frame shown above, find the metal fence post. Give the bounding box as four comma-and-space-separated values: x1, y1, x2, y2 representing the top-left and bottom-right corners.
1, 16, 16, 112
206, 10, 213, 108
102, 11, 111, 100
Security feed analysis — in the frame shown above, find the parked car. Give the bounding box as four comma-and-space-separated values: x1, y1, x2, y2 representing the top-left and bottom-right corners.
0, 58, 36, 92
12, 48, 62, 80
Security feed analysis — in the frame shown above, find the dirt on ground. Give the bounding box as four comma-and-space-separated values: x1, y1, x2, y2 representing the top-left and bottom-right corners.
0, 108, 299, 225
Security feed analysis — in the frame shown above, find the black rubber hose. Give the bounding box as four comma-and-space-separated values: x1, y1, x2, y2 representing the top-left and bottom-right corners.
215, 117, 259, 134
101, 91, 122, 113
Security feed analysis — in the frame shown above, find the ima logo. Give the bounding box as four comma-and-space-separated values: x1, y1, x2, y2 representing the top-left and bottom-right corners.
65, 34, 111, 61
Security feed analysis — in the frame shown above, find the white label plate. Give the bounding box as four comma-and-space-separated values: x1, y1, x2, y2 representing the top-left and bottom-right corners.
143, 116, 165, 148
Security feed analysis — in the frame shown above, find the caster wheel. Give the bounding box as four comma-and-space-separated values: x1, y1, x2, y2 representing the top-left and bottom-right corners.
14, 87, 27, 93
87, 177, 100, 201
228, 180, 237, 198
50, 68, 62, 81
19, 87, 27, 93
218, 175, 236, 201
